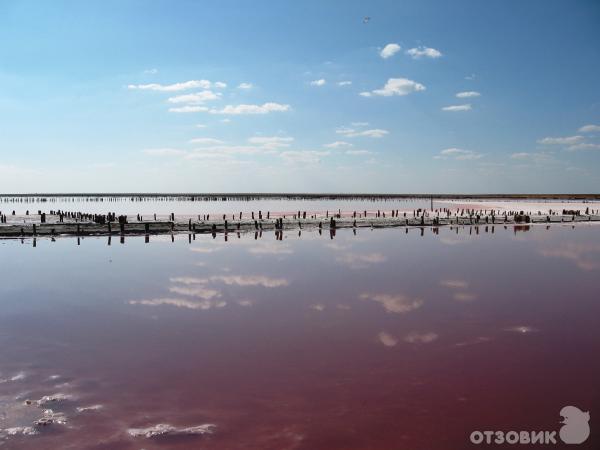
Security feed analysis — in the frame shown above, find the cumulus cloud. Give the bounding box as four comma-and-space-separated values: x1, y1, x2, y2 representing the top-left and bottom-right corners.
537, 135, 584, 145
310, 79, 326, 86
441, 104, 472, 112
378, 332, 398, 347
209, 102, 290, 114
406, 46, 442, 59
127, 80, 226, 91
578, 124, 600, 133
360, 293, 423, 314
336, 127, 389, 138
237, 82, 253, 89
380, 43, 401, 59
456, 91, 480, 98
435, 148, 482, 160
167, 90, 221, 104
360, 78, 425, 97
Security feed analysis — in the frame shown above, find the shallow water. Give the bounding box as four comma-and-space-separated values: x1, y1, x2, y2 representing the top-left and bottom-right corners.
1, 223, 599, 449
0, 196, 433, 218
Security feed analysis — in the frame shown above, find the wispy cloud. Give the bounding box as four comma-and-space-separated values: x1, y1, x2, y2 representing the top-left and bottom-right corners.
404, 332, 438, 343
143, 148, 187, 156
380, 43, 401, 59
336, 127, 389, 138
435, 148, 482, 160
237, 82, 253, 89
456, 91, 480, 98
360, 77, 425, 97
310, 79, 326, 86
537, 135, 583, 145
209, 102, 290, 114
168, 105, 208, 113
510, 152, 555, 164
324, 141, 353, 148
247, 136, 293, 149
441, 104, 472, 112
406, 46, 442, 59
280, 150, 329, 164
567, 143, 600, 151
345, 149, 372, 155
127, 80, 226, 91
337, 81, 352, 86
189, 138, 224, 145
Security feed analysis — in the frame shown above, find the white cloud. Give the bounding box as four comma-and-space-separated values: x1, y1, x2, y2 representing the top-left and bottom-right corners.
280, 150, 329, 164
378, 332, 398, 347
380, 43, 401, 59
143, 68, 158, 74
346, 149, 373, 155
127, 80, 226, 91
189, 138, 224, 145
435, 148, 482, 160
324, 141, 353, 148
406, 46, 442, 59
248, 136, 294, 149
142, 148, 187, 156
441, 104, 472, 112
129, 298, 226, 310
336, 127, 389, 138
360, 293, 423, 314
167, 90, 221, 104
168, 106, 209, 113
237, 82, 253, 89
404, 332, 438, 344
209, 102, 290, 115
537, 135, 584, 145
509, 152, 555, 163
196, 124, 207, 128
336, 253, 387, 269
578, 124, 600, 133
361, 77, 426, 97
456, 91, 480, 98
310, 79, 326, 86
337, 81, 352, 86
567, 143, 600, 151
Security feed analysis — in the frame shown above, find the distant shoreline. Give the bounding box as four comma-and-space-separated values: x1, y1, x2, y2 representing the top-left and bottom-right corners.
2, 193, 600, 200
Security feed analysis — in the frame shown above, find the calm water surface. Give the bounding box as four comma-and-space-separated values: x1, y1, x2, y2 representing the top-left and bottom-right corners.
1, 224, 599, 449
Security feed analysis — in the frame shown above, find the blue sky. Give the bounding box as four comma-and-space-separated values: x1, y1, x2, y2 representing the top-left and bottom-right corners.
1, 0, 599, 193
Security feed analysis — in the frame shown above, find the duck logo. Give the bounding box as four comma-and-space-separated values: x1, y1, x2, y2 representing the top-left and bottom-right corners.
559, 406, 590, 444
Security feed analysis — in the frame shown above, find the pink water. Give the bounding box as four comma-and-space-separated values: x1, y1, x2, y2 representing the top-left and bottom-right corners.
1, 223, 598, 449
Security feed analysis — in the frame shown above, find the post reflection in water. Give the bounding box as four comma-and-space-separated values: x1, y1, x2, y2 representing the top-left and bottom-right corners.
0, 222, 599, 449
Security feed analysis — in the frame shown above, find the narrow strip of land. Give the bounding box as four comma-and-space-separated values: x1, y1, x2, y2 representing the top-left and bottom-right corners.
1, 212, 598, 238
